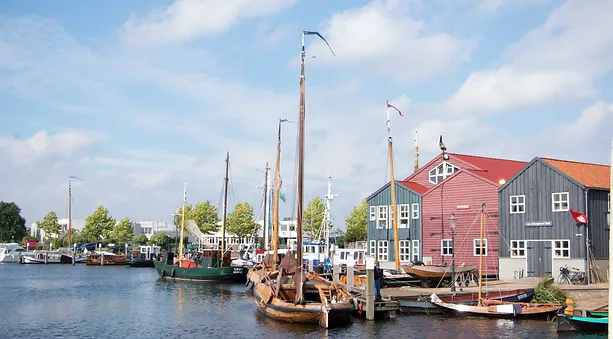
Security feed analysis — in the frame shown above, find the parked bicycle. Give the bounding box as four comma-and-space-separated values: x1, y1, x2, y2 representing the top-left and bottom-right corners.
558, 265, 586, 285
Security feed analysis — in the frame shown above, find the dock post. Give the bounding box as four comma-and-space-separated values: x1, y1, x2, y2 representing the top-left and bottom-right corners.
72, 245, 76, 265
101, 253, 104, 266
365, 255, 375, 320
308, 259, 313, 273
44, 253, 48, 264
347, 258, 355, 290
333, 264, 340, 284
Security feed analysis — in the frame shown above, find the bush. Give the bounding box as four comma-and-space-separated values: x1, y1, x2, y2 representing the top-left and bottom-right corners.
532, 278, 567, 304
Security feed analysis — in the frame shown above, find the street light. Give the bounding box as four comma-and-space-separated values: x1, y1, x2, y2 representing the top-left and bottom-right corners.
449, 213, 457, 292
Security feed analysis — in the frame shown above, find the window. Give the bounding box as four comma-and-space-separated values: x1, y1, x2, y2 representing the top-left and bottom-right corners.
510, 240, 526, 258
370, 240, 376, 256
553, 240, 570, 258
399, 204, 410, 228
388, 205, 394, 224
473, 239, 487, 256
411, 203, 419, 219
428, 162, 459, 184
377, 206, 388, 229
377, 240, 388, 261
552, 192, 569, 212
442, 239, 453, 256
510, 195, 525, 214
399, 240, 410, 262
412, 240, 420, 262
369, 206, 376, 221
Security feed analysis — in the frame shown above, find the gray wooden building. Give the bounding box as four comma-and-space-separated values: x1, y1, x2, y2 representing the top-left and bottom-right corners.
366, 181, 424, 269
498, 157, 610, 281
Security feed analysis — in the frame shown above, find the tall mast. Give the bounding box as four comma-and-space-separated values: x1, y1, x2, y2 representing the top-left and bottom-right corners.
324, 176, 337, 259
178, 183, 187, 266
67, 177, 72, 249
262, 162, 269, 251
414, 131, 419, 173
386, 100, 401, 270
221, 152, 230, 260
477, 202, 485, 306
273, 119, 286, 264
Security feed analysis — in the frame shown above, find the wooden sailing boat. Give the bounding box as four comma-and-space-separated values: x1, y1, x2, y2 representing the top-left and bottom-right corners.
249, 30, 352, 328
430, 203, 563, 319
153, 153, 249, 282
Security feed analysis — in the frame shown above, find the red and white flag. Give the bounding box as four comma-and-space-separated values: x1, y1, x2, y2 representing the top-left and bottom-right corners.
569, 209, 588, 225
387, 102, 404, 116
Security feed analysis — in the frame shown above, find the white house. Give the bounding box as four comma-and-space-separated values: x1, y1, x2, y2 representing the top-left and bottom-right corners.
30, 218, 86, 241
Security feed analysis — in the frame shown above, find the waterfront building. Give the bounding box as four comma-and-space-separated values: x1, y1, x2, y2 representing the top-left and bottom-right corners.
498, 157, 610, 281
30, 218, 86, 241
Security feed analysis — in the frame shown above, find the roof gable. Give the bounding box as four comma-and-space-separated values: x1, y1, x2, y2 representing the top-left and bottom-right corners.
366, 180, 424, 201
398, 181, 427, 194
542, 157, 610, 190
422, 168, 499, 197
498, 157, 586, 191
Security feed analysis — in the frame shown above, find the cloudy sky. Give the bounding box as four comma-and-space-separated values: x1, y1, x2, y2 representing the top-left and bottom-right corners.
1, 0, 611, 229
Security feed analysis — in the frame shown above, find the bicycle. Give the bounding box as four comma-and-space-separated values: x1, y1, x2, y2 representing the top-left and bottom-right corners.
558, 265, 586, 285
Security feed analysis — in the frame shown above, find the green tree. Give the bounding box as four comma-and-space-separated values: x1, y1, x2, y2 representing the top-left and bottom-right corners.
303, 197, 325, 239
81, 206, 115, 243
332, 228, 346, 248
149, 232, 170, 246
226, 201, 257, 238
0, 201, 27, 242
37, 211, 62, 239
345, 199, 368, 243
111, 217, 134, 244
132, 234, 148, 245
174, 201, 219, 234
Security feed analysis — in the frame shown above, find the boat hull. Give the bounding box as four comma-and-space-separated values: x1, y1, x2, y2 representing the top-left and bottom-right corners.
128, 258, 155, 267
154, 260, 248, 282
432, 298, 562, 320
565, 315, 608, 333
398, 289, 534, 314
402, 264, 477, 279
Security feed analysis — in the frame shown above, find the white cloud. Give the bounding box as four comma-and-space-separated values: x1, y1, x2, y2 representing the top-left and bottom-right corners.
445, 0, 613, 115
122, 0, 295, 46
303, 0, 475, 82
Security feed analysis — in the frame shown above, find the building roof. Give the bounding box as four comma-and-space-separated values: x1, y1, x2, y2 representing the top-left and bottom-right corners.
398, 181, 428, 194
448, 153, 528, 185
542, 157, 610, 190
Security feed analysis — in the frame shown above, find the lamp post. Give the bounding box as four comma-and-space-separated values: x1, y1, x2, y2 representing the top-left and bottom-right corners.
449, 213, 457, 292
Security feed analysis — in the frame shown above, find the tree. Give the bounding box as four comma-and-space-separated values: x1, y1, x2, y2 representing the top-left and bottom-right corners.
174, 201, 219, 234
332, 228, 346, 248
132, 234, 148, 245
81, 206, 115, 243
37, 211, 62, 239
345, 199, 368, 243
303, 197, 325, 239
227, 201, 257, 238
0, 201, 27, 242
149, 232, 170, 246
111, 217, 134, 244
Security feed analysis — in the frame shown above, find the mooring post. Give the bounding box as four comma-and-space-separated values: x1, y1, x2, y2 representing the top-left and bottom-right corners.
333, 264, 340, 284
44, 252, 48, 264
347, 257, 355, 290
101, 253, 104, 266
365, 255, 375, 320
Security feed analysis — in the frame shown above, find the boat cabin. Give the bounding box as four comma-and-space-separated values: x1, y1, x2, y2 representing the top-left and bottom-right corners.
139, 245, 161, 261
334, 248, 365, 266
176, 249, 232, 268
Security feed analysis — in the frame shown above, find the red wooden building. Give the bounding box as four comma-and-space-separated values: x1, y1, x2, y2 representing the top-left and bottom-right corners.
403, 153, 527, 276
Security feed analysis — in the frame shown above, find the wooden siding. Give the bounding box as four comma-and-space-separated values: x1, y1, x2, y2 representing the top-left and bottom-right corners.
498, 159, 587, 259
422, 171, 500, 275
366, 182, 421, 262
588, 189, 610, 259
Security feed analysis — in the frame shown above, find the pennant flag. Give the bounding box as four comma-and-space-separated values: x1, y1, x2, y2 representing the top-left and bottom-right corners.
387, 102, 404, 116
279, 174, 286, 203
303, 30, 336, 56
569, 209, 588, 225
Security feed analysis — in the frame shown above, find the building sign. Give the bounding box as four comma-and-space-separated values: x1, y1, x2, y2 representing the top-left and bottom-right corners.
525, 221, 552, 227
456, 204, 471, 210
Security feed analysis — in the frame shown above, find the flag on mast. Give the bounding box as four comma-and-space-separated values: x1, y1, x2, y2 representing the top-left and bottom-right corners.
569, 209, 588, 225
387, 102, 404, 116
279, 174, 286, 203
303, 30, 335, 56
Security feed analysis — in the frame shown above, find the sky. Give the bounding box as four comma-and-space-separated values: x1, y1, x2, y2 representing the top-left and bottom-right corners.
1, 0, 612, 230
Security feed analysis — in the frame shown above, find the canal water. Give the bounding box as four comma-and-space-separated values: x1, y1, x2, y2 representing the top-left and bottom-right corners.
0, 264, 605, 338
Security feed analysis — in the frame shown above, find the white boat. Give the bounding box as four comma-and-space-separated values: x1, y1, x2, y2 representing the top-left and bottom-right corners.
0, 243, 27, 263
20, 249, 86, 264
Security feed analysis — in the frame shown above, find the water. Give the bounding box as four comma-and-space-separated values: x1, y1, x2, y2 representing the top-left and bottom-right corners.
0, 264, 605, 339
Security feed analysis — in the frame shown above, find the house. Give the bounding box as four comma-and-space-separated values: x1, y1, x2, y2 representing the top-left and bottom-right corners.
366, 181, 424, 269
498, 157, 610, 281
30, 218, 86, 241
403, 153, 527, 277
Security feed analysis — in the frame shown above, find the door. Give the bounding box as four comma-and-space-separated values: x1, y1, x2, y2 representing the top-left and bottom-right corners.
527, 241, 553, 277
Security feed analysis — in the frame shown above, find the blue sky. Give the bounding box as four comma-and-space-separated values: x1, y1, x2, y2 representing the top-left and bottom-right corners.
1, 0, 612, 228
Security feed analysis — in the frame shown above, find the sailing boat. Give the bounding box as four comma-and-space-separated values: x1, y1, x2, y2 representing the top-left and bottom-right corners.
153, 153, 249, 282
430, 203, 563, 319
249, 30, 352, 328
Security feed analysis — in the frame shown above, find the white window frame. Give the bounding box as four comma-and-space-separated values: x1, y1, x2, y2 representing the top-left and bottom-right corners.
441, 239, 453, 256
510, 240, 526, 258
377, 240, 388, 261
510, 195, 525, 214
388, 205, 394, 225
553, 240, 570, 258
411, 203, 419, 219
377, 206, 388, 229
428, 162, 459, 184
552, 192, 569, 212
398, 204, 410, 228
369, 240, 376, 256
369, 206, 376, 221
473, 239, 488, 256
412, 240, 420, 262
399, 240, 410, 262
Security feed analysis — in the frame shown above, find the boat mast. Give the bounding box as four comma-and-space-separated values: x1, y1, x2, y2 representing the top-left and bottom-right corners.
477, 202, 485, 306
221, 152, 230, 262
178, 183, 187, 266
414, 131, 419, 173
296, 31, 307, 303
386, 100, 401, 270
67, 177, 72, 249
273, 119, 286, 264
324, 176, 337, 259
263, 162, 269, 251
